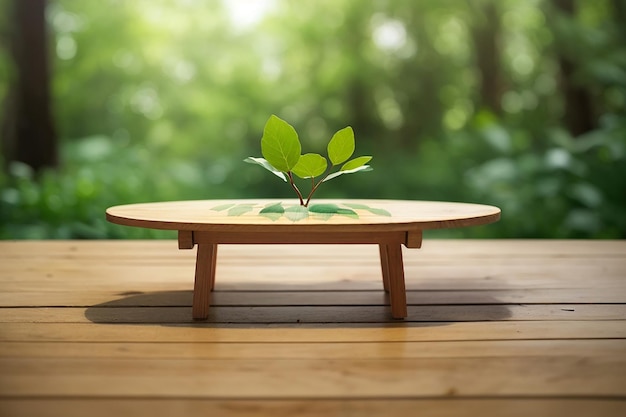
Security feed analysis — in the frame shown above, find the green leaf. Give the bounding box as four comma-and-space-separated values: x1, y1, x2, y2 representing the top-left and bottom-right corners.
322, 165, 372, 182
260, 213, 282, 221
261, 115, 301, 172
292, 153, 328, 179
259, 202, 285, 221
310, 212, 333, 221
284, 205, 309, 221
244, 157, 287, 182
308, 203, 341, 214
327, 126, 355, 165
335, 208, 358, 218
367, 207, 391, 217
341, 156, 372, 171
343, 203, 391, 217
211, 203, 236, 211
228, 204, 254, 216
342, 203, 369, 210
260, 202, 284, 214
309, 204, 359, 219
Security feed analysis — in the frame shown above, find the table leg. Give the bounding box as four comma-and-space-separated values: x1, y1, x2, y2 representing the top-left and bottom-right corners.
209, 244, 218, 291
379, 244, 390, 293
383, 243, 408, 319
192, 243, 217, 320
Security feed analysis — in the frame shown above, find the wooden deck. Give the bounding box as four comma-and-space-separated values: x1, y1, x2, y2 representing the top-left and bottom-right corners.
1, 240, 625, 416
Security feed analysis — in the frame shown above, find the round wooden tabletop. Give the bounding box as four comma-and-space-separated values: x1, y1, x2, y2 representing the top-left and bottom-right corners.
106, 199, 500, 232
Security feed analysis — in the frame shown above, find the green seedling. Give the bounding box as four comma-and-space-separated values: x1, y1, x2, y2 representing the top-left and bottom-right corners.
245, 115, 372, 206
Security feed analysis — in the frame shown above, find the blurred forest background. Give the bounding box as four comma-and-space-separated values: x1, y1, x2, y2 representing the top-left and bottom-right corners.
0, 0, 624, 239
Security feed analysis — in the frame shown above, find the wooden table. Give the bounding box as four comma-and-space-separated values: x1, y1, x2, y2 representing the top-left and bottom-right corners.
105, 199, 501, 320
1, 240, 625, 416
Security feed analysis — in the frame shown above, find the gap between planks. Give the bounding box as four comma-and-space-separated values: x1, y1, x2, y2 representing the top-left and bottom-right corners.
1, 305, 625, 324
2, 239, 625, 256
1, 339, 625, 360
2, 288, 625, 307
1, 321, 625, 342
1, 398, 625, 417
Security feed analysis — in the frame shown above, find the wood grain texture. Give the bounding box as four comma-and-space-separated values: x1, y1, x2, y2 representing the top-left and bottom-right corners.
0, 240, 625, 417
2, 399, 625, 417
385, 243, 408, 318
2, 356, 625, 397
2, 339, 625, 359
177, 230, 194, 249
1, 305, 624, 324
191, 243, 217, 320
105, 199, 501, 231
2, 321, 624, 342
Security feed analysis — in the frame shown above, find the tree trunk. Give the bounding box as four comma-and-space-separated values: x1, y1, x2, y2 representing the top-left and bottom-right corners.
2, 0, 58, 173
471, 1, 503, 114
553, 0, 596, 136
611, 0, 626, 40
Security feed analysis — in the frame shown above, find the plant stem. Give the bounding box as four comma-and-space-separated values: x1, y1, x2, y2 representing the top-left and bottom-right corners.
304, 166, 336, 207
287, 171, 305, 206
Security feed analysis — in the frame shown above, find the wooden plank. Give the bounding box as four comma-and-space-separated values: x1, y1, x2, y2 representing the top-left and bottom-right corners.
2, 399, 625, 417
3, 241, 625, 268
1, 340, 624, 360
3, 239, 624, 258
1, 239, 624, 414
1, 321, 624, 343
2, 268, 625, 301
3, 242, 624, 267
3, 260, 626, 293
8, 252, 624, 287
1, 305, 624, 324
1, 356, 625, 397
1, 288, 625, 307
2, 240, 625, 264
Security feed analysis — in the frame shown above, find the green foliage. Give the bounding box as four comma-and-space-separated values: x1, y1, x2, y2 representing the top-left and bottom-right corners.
325, 157, 373, 182
246, 115, 372, 206
284, 205, 309, 222
259, 202, 285, 221
260, 115, 301, 172
242, 157, 287, 182
292, 154, 327, 179
210, 201, 385, 222
327, 127, 355, 165
0, 136, 184, 239
0, 0, 624, 239
309, 204, 358, 219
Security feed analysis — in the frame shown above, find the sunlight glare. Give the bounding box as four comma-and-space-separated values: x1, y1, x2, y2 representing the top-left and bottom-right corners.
222, 0, 276, 29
